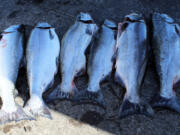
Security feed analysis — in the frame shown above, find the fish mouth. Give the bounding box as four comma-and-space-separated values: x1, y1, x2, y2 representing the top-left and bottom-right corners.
77, 12, 95, 24
103, 19, 117, 30
124, 13, 144, 23
152, 13, 174, 23
2, 24, 24, 34
36, 22, 53, 29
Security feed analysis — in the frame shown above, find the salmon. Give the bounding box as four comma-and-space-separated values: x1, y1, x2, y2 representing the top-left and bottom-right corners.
74, 19, 117, 108
46, 12, 98, 102
151, 13, 180, 113
115, 13, 154, 118
0, 25, 32, 124
24, 22, 60, 119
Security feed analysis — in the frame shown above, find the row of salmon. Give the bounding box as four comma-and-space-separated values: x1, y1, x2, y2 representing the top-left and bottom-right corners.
0, 12, 180, 125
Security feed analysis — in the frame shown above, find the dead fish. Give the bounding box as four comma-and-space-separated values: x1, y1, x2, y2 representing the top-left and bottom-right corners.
24, 22, 60, 119
74, 19, 117, 108
0, 25, 32, 124
151, 13, 180, 113
114, 13, 154, 118
45, 12, 98, 102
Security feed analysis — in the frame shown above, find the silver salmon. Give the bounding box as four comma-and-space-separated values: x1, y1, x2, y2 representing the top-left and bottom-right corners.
24, 22, 60, 119
46, 12, 98, 102
74, 19, 117, 108
151, 13, 180, 113
0, 25, 32, 124
115, 13, 154, 118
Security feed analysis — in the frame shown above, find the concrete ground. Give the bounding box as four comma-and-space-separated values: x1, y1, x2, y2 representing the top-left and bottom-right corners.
0, 0, 180, 135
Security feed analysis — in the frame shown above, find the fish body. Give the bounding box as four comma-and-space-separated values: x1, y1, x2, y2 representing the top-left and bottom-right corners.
0, 25, 31, 124
25, 22, 60, 119
151, 13, 180, 113
115, 13, 153, 118
46, 12, 98, 101
74, 19, 117, 107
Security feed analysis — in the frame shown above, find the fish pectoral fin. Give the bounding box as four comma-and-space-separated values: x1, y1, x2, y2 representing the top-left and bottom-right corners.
73, 90, 106, 109
0, 105, 34, 125
151, 94, 180, 113
24, 100, 52, 119
118, 99, 154, 119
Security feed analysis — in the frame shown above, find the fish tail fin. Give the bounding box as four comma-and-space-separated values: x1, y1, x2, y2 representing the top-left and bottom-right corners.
44, 85, 60, 103
151, 93, 180, 113
44, 85, 76, 102
118, 98, 154, 119
73, 90, 106, 109
24, 97, 52, 119
0, 105, 34, 125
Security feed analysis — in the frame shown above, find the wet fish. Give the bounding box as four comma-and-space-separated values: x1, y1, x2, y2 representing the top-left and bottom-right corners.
45, 12, 98, 102
0, 25, 32, 124
24, 22, 60, 119
114, 13, 154, 118
74, 19, 117, 108
151, 13, 180, 113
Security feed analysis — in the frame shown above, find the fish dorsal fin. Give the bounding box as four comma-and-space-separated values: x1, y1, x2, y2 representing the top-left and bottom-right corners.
103, 19, 117, 30
77, 12, 94, 24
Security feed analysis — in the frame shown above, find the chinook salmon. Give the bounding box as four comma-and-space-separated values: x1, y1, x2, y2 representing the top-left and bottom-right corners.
46, 12, 98, 102
24, 22, 60, 119
151, 13, 180, 113
114, 13, 154, 118
0, 25, 32, 124
74, 19, 117, 108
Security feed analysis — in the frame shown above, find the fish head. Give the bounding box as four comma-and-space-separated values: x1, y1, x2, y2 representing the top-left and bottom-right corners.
103, 19, 117, 30
3, 24, 25, 33
124, 13, 144, 22
36, 22, 53, 29
152, 13, 176, 36
152, 13, 180, 43
76, 12, 94, 23
35, 22, 56, 40
152, 13, 174, 24
117, 13, 145, 38
76, 12, 98, 36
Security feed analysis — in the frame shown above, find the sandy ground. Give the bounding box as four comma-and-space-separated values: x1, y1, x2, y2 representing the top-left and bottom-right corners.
0, 0, 180, 135
0, 97, 110, 135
